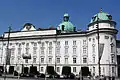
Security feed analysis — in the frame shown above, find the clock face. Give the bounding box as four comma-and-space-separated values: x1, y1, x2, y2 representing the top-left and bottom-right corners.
26, 26, 31, 30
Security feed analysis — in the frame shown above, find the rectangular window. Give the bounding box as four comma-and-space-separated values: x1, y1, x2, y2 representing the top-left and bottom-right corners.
57, 67, 60, 72
33, 58, 36, 63
73, 41, 76, 45
41, 58, 44, 63
83, 58, 87, 63
73, 67, 76, 72
92, 44, 95, 53
111, 56, 114, 63
65, 41, 68, 45
83, 40, 86, 45
83, 47, 86, 54
93, 57, 95, 63
49, 42, 52, 47
111, 43, 114, 53
73, 58, 76, 63
41, 67, 44, 72
112, 67, 115, 73
57, 58, 60, 63
49, 47, 52, 54
25, 59, 28, 63
57, 41, 60, 46
57, 48, 60, 54
65, 58, 68, 64
41, 47, 44, 54
65, 48, 68, 54
49, 58, 52, 63
73, 48, 76, 54
18, 48, 21, 55
93, 67, 95, 75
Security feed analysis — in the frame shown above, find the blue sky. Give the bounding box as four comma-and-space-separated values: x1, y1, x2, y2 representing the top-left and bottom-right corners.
0, 0, 120, 39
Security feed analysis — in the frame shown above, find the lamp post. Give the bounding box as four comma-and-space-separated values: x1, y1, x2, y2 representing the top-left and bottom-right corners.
4, 26, 11, 80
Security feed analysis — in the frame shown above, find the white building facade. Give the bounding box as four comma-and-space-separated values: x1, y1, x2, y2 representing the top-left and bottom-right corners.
0, 10, 119, 77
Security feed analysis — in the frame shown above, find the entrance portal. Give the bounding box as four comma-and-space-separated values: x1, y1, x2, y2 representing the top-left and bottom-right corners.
62, 66, 71, 75
81, 67, 90, 76
30, 66, 37, 74
9, 66, 14, 74
46, 66, 54, 75
24, 67, 29, 74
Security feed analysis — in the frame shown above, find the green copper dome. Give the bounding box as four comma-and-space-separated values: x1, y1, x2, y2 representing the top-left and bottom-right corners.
58, 13, 75, 32
90, 10, 112, 23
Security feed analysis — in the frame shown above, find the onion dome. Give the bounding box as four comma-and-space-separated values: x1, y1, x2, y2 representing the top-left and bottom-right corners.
58, 13, 75, 32
90, 9, 113, 23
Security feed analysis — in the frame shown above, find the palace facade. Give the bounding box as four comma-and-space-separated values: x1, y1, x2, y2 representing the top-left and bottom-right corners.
0, 10, 120, 77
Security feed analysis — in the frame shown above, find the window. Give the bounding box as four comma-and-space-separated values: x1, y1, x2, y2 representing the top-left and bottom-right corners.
92, 44, 95, 53
89, 38, 91, 41
65, 41, 68, 45
41, 47, 44, 54
41, 42, 44, 47
83, 47, 86, 54
57, 67, 60, 72
49, 47, 52, 54
65, 48, 68, 54
73, 67, 76, 72
11, 48, 15, 56
110, 43, 114, 53
83, 40, 86, 45
73, 48, 76, 54
65, 58, 68, 64
111, 55, 114, 63
105, 36, 109, 39
25, 59, 28, 63
33, 58, 36, 63
41, 58, 44, 63
49, 42, 52, 47
41, 67, 44, 72
57, 48, 60, 54
93, 67, 95, 75
57, 58, 60, 63
112, 67, 115, 73
93, 57, 95, 63
73, 58, 76, 63
73, 41, 76, 45
57, 41, 60, 46
83, 58, 87, 63
49, 58, 52, 63
18, 48, 21, 55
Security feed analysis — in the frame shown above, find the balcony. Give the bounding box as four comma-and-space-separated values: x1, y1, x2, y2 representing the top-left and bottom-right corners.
22, 53, 31, 59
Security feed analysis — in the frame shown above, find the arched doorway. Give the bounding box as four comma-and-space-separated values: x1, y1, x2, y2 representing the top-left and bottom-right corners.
46, 66, 54, 75
24, 67, 29, 74
62, 66, 71, 78
81, 66, 90, 76
30, 65, 37, 74
9, 66, 14, 74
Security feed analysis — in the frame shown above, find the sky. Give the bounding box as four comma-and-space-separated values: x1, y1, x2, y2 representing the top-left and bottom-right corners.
0, 0, 120, 39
